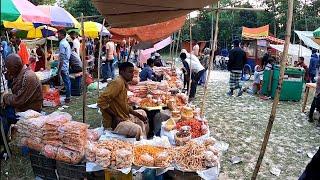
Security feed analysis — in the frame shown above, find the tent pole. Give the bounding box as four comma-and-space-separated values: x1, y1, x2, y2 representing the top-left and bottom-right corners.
251, 0, 294, 179
44, 26, 48, 70
97, 19, 106, 97
50, 40, 53, 60
81, 13, 87, 123
187, 13, 193, 99
200, 2, 220, 117
175, 29, 182, 67
169, 34, 173, 69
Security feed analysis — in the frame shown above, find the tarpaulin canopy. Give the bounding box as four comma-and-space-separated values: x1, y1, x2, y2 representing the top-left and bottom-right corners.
92, 0, 217, 28
1, 0, 50, 23
314, 27, 320, 38
270, 44, 312, 57
12, 26, 56, 39
38, 5, 80, 28
109, 16, 186, 42
295, 30, 320, 50
242, 25, 269, 39
139, 37, 172, 65
242, 25, 285, 44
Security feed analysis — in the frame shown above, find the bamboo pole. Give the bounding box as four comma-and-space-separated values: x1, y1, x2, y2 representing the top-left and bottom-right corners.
187, 14, 193, 98
200, 2, 220, 116
175, 29, 182, 67
81, 13, 87, 123
251, 0, 294, 179
97, 19, 106, 96
169, 34, 173, 69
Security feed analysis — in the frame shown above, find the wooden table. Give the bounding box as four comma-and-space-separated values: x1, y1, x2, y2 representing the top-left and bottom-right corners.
302, 83, 316, 112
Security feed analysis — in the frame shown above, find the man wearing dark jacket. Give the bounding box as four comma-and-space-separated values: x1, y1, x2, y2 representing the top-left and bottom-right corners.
227, 39, 247, 96
308, 49, 319, 83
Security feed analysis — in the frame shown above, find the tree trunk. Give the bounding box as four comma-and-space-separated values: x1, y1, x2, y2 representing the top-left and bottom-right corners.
251, 0, 294, 179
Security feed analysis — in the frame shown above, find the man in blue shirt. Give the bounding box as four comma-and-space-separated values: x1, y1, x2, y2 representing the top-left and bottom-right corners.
57, 29, 71, 103
140, 58, 157, 81
309, 49, 319, 83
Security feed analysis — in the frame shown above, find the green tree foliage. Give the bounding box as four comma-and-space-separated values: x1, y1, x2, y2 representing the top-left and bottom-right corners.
28, 0, 56, 5
61, 0, 102, 22
181, 0, 320, 49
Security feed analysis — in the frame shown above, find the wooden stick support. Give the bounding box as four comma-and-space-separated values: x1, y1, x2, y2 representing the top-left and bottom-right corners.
97, 19, 106, 97
81, 13, 87, 123
200, 2, 220, 116
169, 34, 173, 69
175, 29, 182, 67
187, 14, 193, 98
251, 0, 294, 179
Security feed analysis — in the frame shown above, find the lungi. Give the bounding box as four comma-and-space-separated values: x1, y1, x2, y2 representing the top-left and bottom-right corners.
229, 71, 242, 90
114, 109, 149, 140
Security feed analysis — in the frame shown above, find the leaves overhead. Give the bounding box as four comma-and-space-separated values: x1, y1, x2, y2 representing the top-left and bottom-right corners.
181, 0, 320, 49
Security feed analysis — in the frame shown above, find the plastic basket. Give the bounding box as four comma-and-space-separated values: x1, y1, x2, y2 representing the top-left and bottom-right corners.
31, 165, 58, 180
29, 149, 56, 169
56, 161, 86, 180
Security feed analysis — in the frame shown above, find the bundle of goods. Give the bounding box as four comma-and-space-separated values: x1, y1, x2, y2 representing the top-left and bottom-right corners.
16, 111, 89, 164
174, 126, 191, 146
16, 110, 42, 120
43, 88, 61, 107
128, 85, 148, 98
42, 114, 88, 164
143, 81, 158, 91
35, 70, 51, 81
42, 144, 84, 164
157, 81, 169, 91
129, 67, 140, 85
164, 118, 176, 131
128, 96, 142, 106
139, 95, 159, 108
176, 119, 208, 138
133, 137, 172, 168
134, 145, 171, 167
42, 112, 71, 146
173, 140, 220, 171
87, 127, 104, 142
16, 116, 47, 151
180, 106, 194, 120
86, 139, 133, 169
58, 121, 89, 153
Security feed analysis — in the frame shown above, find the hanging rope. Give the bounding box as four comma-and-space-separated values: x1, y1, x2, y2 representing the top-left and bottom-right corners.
200, 2, 220, 116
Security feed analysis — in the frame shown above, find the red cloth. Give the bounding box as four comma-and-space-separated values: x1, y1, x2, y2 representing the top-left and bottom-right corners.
18, 42, 30, 65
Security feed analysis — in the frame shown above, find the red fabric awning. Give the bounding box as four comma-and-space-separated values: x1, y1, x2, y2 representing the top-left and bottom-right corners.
109, 16, 186, 42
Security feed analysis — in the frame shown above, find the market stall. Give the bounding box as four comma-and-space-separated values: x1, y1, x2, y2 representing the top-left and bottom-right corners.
241, 25, 285, 69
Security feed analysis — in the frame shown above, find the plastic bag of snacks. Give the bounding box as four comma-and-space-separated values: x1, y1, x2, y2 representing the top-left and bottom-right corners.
115, 148, 133, 169
85, 142, 97, 162
16, 110, 42, 120
87, 127, 104, 142
42, 145, 58, 159
95, 148, 111, 168
56, 147, 84, 164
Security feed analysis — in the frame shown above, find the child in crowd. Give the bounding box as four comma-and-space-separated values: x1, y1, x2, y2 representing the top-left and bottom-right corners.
243, 65, 264, 95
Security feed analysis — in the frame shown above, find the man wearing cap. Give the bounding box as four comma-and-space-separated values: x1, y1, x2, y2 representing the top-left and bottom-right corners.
227, 39, 247, 96
154, 53, 165, 67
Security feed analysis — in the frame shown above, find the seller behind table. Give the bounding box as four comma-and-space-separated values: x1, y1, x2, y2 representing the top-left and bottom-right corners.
1, 54, 43, 136
98, 62, 149, 140
140, 58, 162, 82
